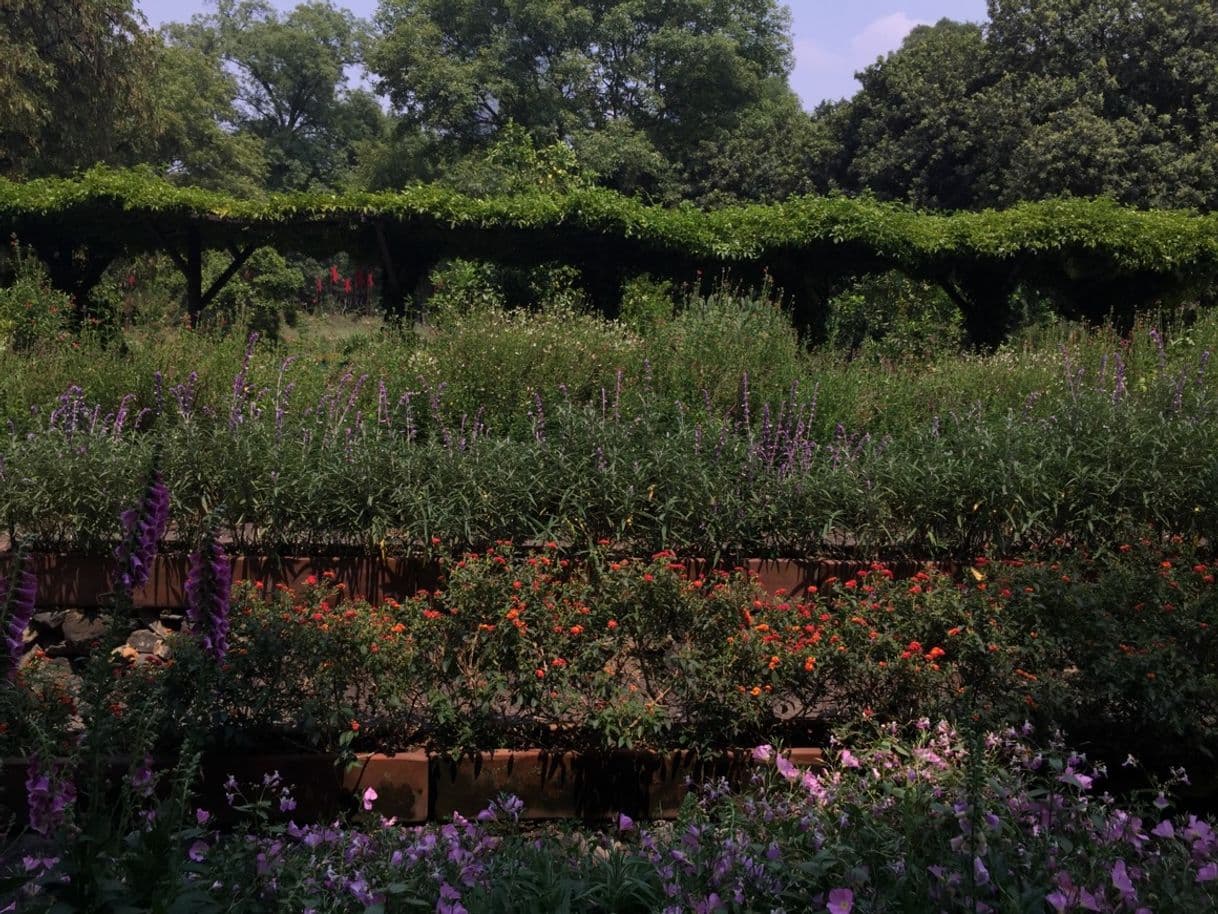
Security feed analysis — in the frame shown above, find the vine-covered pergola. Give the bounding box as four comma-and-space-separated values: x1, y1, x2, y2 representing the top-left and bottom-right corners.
3, 168, 1218, 346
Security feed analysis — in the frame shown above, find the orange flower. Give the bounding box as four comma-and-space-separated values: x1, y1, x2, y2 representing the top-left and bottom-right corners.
350, 720, 360, 731
803, 656, 816, 672
925, 646, 946, 661
750, 686, 762, 697
607, 619, 618, 630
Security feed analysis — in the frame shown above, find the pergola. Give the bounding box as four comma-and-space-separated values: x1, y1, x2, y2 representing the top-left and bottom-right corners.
3, 168, 1217, 346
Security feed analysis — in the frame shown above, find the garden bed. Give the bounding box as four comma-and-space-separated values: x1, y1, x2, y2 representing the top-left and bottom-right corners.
11, 550, 953, 610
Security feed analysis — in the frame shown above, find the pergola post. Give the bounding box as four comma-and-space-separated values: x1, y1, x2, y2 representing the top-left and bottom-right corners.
185, 225, 203, 328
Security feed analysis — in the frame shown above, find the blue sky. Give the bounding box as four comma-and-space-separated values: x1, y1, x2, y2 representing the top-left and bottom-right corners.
136, 1, 989, 108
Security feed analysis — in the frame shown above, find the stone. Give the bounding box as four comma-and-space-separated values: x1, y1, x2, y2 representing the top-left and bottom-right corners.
32, 611, 66, 630
152, 641, 173, 661
111, 645, 140, 663
127, 630, 161, 654
62, 611, 108, 645
148, 620, 173, 639
22, 626, 37, 646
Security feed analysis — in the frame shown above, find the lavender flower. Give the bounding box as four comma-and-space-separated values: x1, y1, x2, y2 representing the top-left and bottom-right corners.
114, 466, 171, 595
228, 332, 260, 431
0, 550, 36, 678
185, 530, 232, 662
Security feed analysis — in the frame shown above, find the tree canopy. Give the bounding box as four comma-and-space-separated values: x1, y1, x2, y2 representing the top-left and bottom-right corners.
366, 0, 807, 202
165, 0, 384, 192
827, 0, 1218, 210
0, 0, 159, 176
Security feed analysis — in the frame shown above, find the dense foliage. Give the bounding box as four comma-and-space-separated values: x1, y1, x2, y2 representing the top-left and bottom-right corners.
2, 301, 1216, 559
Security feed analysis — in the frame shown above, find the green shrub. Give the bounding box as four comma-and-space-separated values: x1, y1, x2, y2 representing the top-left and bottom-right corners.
647, 282, 807, 413
618, 274, 676, 333
0, 242, 71, 351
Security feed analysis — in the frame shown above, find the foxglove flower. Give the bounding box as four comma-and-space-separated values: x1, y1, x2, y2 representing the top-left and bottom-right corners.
1, 551, 36, 678
25, 757, 75, 835
185, 530, 231, 662
114, 467, 170, 594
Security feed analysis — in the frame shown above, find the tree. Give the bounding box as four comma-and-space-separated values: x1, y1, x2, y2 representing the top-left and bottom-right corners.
147, 40, 269, 196
0, 0, 159, 176
835, 20, 994, 210
821, 1, 1218, 210
367, 0, 800, 200
169, 0, 384, 191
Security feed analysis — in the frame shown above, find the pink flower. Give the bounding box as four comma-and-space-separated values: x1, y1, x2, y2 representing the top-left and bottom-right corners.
752, 745, 774, 763
775, 755, 798, 781
827, 887, 853, 914
362, 787, 377, 811
839, 749, 861, 769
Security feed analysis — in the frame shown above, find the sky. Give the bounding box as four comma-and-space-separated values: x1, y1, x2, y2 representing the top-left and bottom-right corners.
136, 0, 990, 108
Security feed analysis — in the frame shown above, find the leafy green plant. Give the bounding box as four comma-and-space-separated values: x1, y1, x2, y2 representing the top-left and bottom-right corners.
0, 240, 71, 351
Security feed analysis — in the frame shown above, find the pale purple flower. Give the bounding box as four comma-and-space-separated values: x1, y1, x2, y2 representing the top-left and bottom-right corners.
1058, 769, 1093, 791
188, 841, 209, 862
974, 856, 991, 886
22, 855, 58, 873
1111, 859, 1135, 898
130, 754, 155, 798
617, 812, 635, 832
1152, 820, 1174, 839
1198, 863, 1218, 883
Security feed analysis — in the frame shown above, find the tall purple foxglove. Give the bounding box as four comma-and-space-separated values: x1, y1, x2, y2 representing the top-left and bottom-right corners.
185, 532, 231, 662
1, 551, 37, 678
26, 756, 75, 835
114, 468, 171, 594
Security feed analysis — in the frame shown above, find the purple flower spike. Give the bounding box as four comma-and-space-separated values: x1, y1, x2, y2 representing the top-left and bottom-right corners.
1, 552, 37, 678
25, 757, 75, 836
185, 531, 232, 663
114, 468, 171, 595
